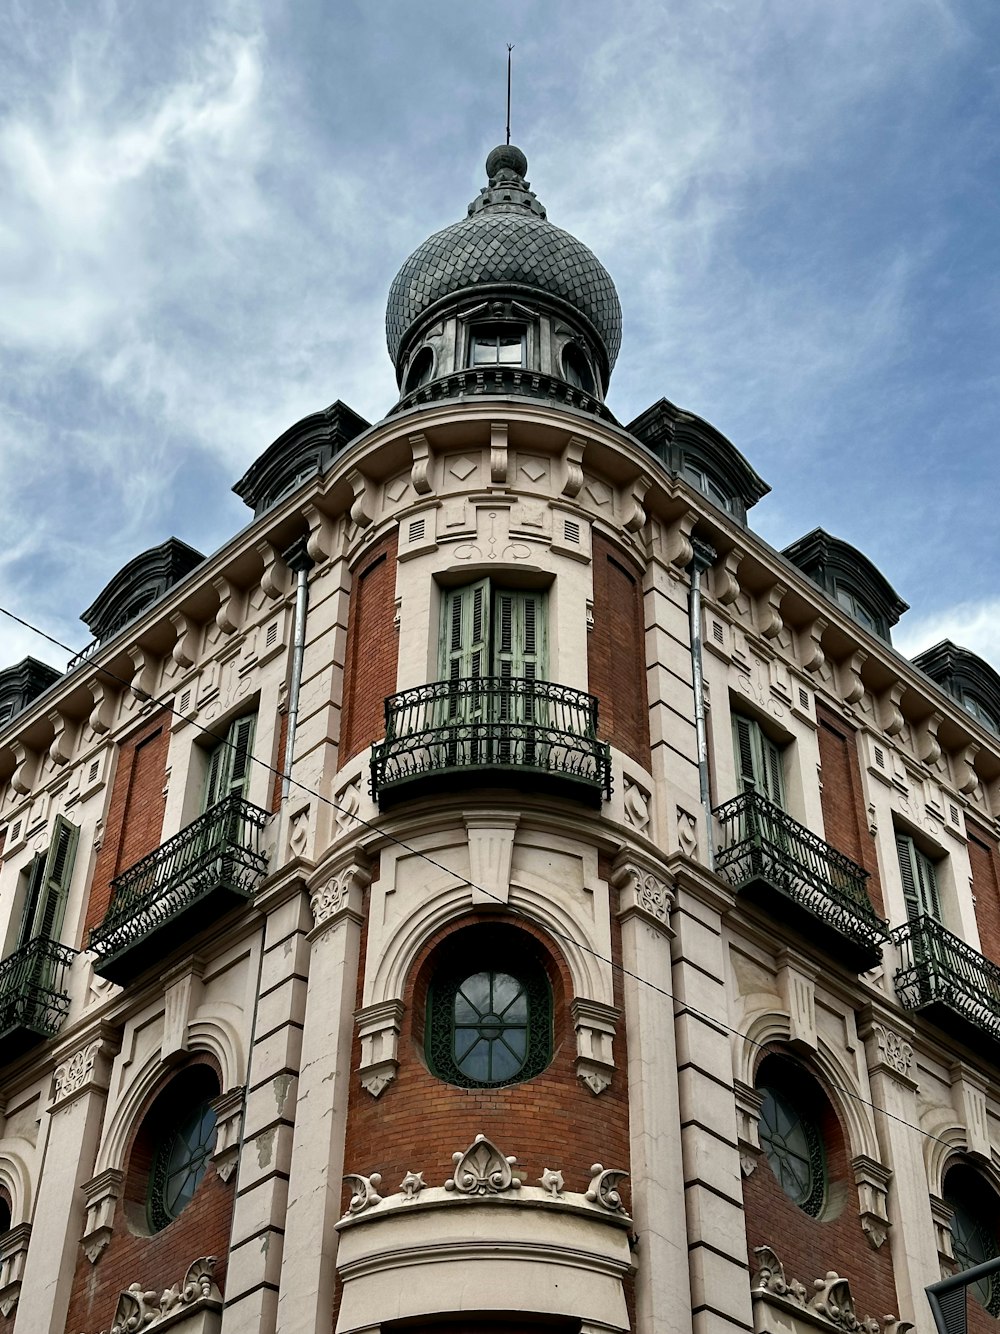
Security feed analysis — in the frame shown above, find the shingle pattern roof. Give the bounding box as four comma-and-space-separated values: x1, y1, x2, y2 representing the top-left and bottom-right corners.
386, 210, 622, 370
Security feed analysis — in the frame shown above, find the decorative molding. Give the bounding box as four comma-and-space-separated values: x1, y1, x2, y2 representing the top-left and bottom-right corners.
128, 647, 157, 703
799, 617, 828, 675
539, 1168, 564, 1196
950, 1064, 990, 1161
409, 433, 434, 495
954, 742, 980, 796
9, 742, 35, 797
917, 711, 943, 768
99, 1256, 222, 1334
344, 1173, 383, 1215
839, 649, 868, 707
878, 681, 906, 738
622, 776, 651, 833
52, 1040, 103, 1106
47, 709, 74, 766
853, 1155, 892, 1249
734, 1079, 764, 1176
465, 812, 517, 907
81, 1169, 124, 1264
663, 510, 697, 569
869, 1021, 914, 1082
676, 807, 698, 860
209, 1087, 245, 1183
168, 611, 199, 670
0, 1223, 30, 1317
309, 858, 371, 930
560, 435, 586, 498
256, 539, 292, 601
777, 955, 818, 1053
356, 999, 405, 1098
612, 855, 674, 932
445, 1134, 520, 1196
88, 679, 115, 735
346, 468, 374, 529
302, 503, 338, 565
750, 1246, 911, 1334
490, 421, 509, 484
714, 548, 743, 606
212, 574, 244, 636
572, 997, 618, 1095
757, 583, 787, 641
399, 1171, 425, 1200
623, 474, 650, 535
585, 1164, 629, 1214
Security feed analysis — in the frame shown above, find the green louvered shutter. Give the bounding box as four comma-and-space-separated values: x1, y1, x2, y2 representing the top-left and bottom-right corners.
732, 715, 785, 809
33, 816, 79, 942
204, 714, 256, 810
896, 833, 941, 920
15, 853, 46, 951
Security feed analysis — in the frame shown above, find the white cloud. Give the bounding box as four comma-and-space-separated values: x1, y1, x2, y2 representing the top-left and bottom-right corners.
895, 600, 1000, 668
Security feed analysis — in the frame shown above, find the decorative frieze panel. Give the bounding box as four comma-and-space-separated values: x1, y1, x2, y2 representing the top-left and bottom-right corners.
751, 1246, 911, 1334
613, 856, 674, 932
96, 1256, 222, 1334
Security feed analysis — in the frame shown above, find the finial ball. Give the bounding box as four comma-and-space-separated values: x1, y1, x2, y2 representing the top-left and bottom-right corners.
486, 144, 527, 180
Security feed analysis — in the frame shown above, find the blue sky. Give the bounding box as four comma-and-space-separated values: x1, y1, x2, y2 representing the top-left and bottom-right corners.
1, 0, 998, 672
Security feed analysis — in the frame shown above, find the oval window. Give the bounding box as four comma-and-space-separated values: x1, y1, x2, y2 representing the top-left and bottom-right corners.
148, 1098, 218, 1233
757, 1084, 826, 1217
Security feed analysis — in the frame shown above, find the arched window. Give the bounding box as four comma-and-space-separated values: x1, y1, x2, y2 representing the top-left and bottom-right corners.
755, 1054, 840, 1220
404, 347, 435, 394
562, 344, 595, 395
424, 924, 553, 1089
124, 1065, 221, 1235
944, 1164, 1000, 1314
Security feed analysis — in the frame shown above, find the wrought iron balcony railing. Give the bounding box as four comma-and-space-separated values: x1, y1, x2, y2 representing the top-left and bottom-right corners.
890, 914, 1000, 1044
89, 794, 270, 984
0, 936, 77, 1061
371, 677, 612, 804
390, 366, 616, 423
714, 791, 886, 964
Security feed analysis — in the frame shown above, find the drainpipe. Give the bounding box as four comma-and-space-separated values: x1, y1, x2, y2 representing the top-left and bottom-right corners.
281, 536, 315, 800
689, 539, 717, 870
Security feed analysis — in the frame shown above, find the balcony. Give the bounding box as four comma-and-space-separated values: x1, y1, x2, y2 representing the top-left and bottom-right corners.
89, 795, 271, 986
0, 937, 77, 1064
370, 677, 612, 807
891, 915, 1000, 1048
714, 791, 886, 969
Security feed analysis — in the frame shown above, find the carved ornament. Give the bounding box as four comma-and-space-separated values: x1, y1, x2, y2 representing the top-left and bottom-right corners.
99, 1257, 222, 1334
585, 1164, 629, 1214
53, 1040, 101, 1103
539, 1168, 564, 1196
750, 1247, 912, 1334
613, 858, 674, 927
871, 1023, 914, 1079
445, 1134, 520, 1195
309, 859, 370, 928
344, 1173, 382, 1215
399, 1171, 425, 1200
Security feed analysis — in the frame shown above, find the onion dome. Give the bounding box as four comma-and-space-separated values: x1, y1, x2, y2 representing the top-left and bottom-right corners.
386, 145, 622, 392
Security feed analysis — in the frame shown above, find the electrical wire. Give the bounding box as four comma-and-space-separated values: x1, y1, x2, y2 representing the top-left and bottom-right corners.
0, 601, 972, 1155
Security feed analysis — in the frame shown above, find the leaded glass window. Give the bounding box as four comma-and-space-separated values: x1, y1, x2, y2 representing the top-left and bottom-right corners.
427, 958, 551, 1089
758, 1085, 826, 1217
148, 1099, 218, 1232
947, 1195, 1000, 1314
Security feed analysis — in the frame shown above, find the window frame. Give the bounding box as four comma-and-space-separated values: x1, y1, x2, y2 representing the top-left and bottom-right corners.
203, 714, 256, 812
895, 831, 942, 922
732, 713, 786, 809
757, 1082, 827, 1217
467, 323, 527, 369
147, 1095, 219, 1233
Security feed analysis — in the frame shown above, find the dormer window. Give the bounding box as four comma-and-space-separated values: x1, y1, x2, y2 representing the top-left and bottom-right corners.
562, 344, 595, 395
961, 691, 999, 735
470, 324, 525, 367
833, 583, 880, 636
681, 461, 734, 515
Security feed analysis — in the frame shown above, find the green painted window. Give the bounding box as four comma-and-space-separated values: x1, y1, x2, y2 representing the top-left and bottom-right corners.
427, 960, 551, 1089
895, 833, 941, 921
147, 1097, 218, 1233
203, 714, 256, 811
732, 714, 785, 808
757, 1084, 826, 1217
15, 815, 78, 951
440, 582, 544, 684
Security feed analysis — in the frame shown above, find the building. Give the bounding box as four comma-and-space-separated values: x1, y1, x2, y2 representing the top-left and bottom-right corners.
1, 141, 1000, 1334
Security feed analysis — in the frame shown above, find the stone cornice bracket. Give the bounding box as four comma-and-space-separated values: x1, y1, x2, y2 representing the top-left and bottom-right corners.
104, 1257, 222, 1333
255, 539, 292, 601
346, 467, 374, 529
51, 1035, 113, 1111
713, 547, 744, 606
88, 677, 116, 735
446, 1134, 520, 1195
734, 1080, 764, 1176
409, 432, 435, 495
212, 574, 245, 636
208, 1087, 244, 1182
464, 812, 518, 907
799, 616, 828, 675
8, 741, 35, 797
838, 648, 868, 707
128, 646, 157, 704
168, 611, 199, 670
560, 434, 587, 498
46, 709, 74, 767
954, 741, 980, 796
662, 509, 697, 569
571, 997, 619, 1095
307, 855, 371, 934
949, 1062, 991, 1161
930, 1193, 956, 1265
853, 1154, 892, 1249
612, 853, 675, 936
756, 582, 787, 641
490, 420, 509, 484
302, 503, 338, 566
81, 1168, 124, 1264
623, 473, 651, 535
356, 999, 405, 1098
878, 680, 906, 738
776, 953, 818, 1053
916, 710, 943, 767
0, 1221, 30, 1316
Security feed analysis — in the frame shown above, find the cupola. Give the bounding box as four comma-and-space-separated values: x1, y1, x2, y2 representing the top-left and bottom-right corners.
386, 145, 622, 417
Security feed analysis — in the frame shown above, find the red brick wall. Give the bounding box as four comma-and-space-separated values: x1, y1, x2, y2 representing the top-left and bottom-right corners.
588, 534, 650, 768
743, 1051, 898, 1320
336, 891, 631, 1324
63, 1059, 235, 1334
338, 534, 399, 766
84, 712, 170, 934
815, 704, 885, 917
968, 822, 1000, 967
271, 709, 289, 812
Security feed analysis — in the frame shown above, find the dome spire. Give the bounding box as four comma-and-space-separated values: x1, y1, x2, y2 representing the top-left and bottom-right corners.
468, 145, 546, 219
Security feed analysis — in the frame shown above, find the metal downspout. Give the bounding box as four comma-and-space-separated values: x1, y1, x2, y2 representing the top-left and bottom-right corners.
282, 537, 314, 800
689, 540, 717, 871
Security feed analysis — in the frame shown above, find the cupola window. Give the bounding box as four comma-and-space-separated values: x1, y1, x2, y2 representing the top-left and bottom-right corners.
961, 690, 999, 734
470, 325, 525, 368
404, 347, 435, 394
562, 344, 595, 395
